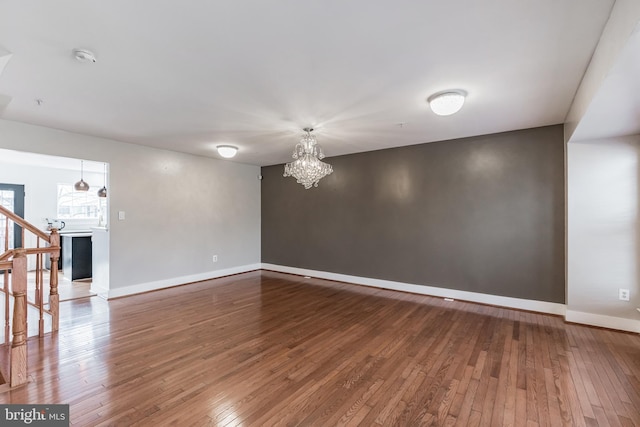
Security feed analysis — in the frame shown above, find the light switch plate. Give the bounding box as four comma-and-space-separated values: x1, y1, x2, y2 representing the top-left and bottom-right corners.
118, 211, 125, 220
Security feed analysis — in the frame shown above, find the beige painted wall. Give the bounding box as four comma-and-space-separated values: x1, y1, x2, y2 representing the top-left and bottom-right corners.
0, 119, 261, 292
567, 135, 640, 324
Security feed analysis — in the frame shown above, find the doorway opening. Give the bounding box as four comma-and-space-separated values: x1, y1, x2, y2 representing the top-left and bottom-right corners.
0, 183, 25, 250
0, 148, 110, 301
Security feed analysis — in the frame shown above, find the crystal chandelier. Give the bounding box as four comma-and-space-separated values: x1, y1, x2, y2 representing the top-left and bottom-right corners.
283, 128, 333, 189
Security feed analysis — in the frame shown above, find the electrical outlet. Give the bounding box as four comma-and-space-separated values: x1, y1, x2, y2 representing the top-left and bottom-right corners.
212, 255, 218, 263
619, 289, 630, 301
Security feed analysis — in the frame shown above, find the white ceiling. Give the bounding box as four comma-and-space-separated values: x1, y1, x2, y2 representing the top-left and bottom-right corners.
570, 24, 640, 141
0, 0, 617, 166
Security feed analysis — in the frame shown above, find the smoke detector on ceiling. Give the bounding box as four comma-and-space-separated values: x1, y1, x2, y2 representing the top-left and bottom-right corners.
72, 48, 96, 63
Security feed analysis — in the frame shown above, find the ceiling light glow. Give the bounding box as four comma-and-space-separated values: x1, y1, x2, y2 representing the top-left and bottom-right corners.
217, 145, 238, 158
428, 90, 467, 116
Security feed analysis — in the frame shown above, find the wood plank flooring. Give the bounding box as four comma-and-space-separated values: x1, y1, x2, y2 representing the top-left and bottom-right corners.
0, 270, 639, 426
0, 271, 95, 342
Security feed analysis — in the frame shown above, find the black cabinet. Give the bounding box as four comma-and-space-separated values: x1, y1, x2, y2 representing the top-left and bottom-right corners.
62, 234, 92, 281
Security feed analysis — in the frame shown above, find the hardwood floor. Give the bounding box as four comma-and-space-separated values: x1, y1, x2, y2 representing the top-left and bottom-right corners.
25, 271, 96, 302
0, 270, 639, 426
0, 271, 96, 343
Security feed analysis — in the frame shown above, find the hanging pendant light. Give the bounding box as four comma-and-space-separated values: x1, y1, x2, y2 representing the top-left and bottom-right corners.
74, 160, 90, 191
283, 128, 333, 189
97, 163, 107, 198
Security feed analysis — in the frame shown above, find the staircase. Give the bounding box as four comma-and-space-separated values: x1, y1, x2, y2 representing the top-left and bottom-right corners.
0, 205, 60, 388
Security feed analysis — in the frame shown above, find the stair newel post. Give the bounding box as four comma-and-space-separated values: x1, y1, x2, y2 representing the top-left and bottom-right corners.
10, 249, 28, 387
49, 229, 60, 332
3, 269, 9, 346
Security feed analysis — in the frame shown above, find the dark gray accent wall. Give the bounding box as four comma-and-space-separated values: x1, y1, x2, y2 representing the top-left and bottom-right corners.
261, 125, 565, 303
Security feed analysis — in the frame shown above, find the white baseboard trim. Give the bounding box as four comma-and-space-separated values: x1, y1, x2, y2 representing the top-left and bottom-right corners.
261, 263, 566, 316
106, 263, 261, 299
91, 284, 109, 300
101, 263, 639, 333
565, 310, 640, 333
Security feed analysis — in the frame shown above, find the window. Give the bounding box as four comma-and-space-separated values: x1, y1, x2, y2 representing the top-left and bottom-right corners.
0, 184, 25, 249
57, 184, 100, 219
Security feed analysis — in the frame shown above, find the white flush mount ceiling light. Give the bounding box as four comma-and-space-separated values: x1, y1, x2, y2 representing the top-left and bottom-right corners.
217, 145, 238, 158
283, 128, 333, 189
72, 48, 97, 63
428, 90, 467, 116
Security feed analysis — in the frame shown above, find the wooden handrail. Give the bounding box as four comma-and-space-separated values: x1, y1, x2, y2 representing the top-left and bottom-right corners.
0, 205, 51, 243
25, 246, 60, 256
0, 250, 14, 261
0, 208, 62, 387
1, 246, 60, 262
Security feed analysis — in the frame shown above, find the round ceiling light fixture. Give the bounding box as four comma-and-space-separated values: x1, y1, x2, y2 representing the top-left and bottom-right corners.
72, 48, 97, 63
428, 90, 467, 116
217, 145, 238, 159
